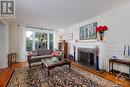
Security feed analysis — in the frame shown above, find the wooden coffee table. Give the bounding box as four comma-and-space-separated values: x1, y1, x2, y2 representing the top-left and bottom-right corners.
41, 57, 71, 76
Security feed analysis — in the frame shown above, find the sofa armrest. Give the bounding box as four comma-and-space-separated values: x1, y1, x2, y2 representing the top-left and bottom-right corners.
27, 54, 32, 59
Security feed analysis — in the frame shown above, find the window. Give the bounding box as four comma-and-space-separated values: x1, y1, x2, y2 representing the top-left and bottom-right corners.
35, 32, 47, 49
26, 31, 33, 51
49, 33, 53, 50
26, 31, 54, 51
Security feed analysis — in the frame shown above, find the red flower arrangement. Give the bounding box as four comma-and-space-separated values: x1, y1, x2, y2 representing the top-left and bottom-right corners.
96, 26, 108, 33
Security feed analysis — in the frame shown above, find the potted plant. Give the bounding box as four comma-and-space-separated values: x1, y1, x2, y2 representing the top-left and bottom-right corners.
96, 25, 108, 41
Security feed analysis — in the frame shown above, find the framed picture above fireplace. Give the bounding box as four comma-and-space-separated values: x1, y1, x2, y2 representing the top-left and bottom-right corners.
79, 22, 97, 40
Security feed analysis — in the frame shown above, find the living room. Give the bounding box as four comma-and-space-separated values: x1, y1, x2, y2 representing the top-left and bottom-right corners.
0, 0, 130, 87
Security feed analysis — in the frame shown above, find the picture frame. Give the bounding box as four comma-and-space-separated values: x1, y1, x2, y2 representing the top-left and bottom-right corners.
68, 33, 73, 40
79, 22, 97, 40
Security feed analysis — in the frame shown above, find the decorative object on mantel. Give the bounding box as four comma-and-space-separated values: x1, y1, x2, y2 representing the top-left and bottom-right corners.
96, 25, 108, 41
73, 45, 76, 62
73, 40, 78, 62
96, 46, 99, 70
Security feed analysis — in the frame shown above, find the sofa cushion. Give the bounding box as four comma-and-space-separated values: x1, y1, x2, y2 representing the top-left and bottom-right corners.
32, 50, 38, 56
36, 49, 44, 56
31, 55, 52, 59
37, 49, 53, 56
51, 51, 61, 56
43, 50, 53, 55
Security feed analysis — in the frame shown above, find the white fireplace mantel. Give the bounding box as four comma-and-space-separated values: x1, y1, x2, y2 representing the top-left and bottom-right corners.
75, 41, 105, 70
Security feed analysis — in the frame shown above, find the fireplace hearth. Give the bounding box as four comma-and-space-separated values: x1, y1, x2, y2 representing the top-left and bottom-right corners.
78, 48, 98, 69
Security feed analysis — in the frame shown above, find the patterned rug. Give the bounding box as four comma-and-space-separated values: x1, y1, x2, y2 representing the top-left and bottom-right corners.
7, 65, 123, 87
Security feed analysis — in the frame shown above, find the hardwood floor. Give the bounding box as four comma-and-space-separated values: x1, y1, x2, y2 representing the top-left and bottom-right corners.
0, 61, 130, 87
0, 62, 28, 87
72, 61, 130, 87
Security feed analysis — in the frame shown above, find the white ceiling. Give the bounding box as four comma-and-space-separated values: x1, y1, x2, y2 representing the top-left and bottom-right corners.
15, 0, 130, 29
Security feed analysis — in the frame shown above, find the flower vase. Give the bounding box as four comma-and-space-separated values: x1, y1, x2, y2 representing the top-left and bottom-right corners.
99, 32, 104, 41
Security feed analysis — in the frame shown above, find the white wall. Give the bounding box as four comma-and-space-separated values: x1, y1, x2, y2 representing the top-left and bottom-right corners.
65, 3, 130, 73
9, 23, 26, 62
0, 20, 9, 69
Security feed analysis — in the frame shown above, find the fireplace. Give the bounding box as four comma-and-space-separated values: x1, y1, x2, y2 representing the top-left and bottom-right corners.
78, 48, 98, 69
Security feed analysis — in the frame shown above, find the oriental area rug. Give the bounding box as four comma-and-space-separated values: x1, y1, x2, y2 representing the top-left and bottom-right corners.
7, 65, 123, 87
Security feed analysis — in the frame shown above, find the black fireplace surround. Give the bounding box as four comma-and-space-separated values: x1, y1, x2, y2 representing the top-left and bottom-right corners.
78, 48, 98, 69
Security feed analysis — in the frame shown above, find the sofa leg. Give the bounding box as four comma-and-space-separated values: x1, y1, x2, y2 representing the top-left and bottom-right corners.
29, 63, 31, 68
